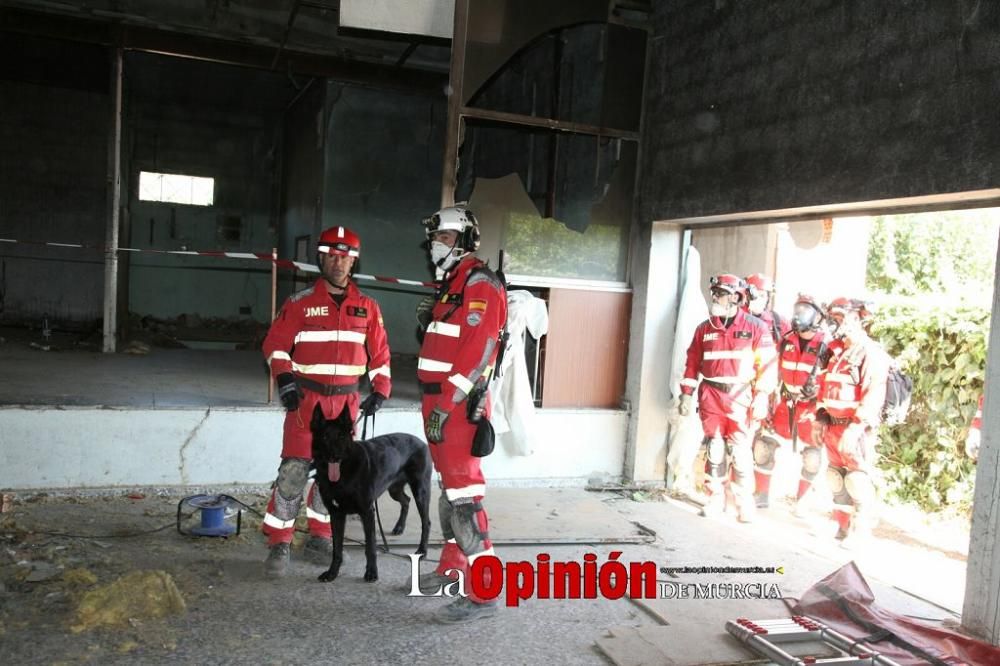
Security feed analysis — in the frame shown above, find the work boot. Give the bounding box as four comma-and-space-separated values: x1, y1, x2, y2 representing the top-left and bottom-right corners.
699, 495, 724, 518
435, 597, 498, 624
264, 542, 291, 578
753, 492, 770, 509
303, 536, 334, 566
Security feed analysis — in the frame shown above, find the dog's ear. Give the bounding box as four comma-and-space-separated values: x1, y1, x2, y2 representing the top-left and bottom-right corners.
311, 403, 326, 432
336, 405, 353, 429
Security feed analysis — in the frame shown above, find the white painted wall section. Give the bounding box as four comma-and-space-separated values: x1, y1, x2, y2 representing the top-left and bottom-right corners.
0, 407, 625, 490
339, 0, 455, 39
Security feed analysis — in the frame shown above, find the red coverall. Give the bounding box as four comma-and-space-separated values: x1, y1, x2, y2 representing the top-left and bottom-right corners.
756, 331, 835, 500
260, 279, 392, 545
816, 339, 888, 536
417, 256, 506, 601
681, 309, 777, 506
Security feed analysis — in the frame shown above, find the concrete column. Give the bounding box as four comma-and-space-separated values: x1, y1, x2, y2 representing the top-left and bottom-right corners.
102, 48, 123, 353
962, 239, 1000, 644
623, 222, 684, 483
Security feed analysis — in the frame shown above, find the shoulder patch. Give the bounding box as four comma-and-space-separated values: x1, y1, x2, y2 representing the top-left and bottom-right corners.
467, 267, 503, 290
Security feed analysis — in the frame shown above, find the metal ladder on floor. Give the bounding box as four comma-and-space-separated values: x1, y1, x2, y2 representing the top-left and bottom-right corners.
725, 616, 902, 666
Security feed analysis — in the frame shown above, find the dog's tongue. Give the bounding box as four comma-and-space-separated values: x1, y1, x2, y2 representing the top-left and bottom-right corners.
327, 462, 341, 483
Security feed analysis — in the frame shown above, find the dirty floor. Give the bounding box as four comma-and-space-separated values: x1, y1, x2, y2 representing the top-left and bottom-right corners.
0, 486, 967, 665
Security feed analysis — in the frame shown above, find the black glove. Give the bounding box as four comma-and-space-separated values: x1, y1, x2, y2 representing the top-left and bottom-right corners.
814, 407, 831, 425
800, 377, 818, 401
360, 392, 385, 416
276, 373, 302, 412
425, 408, 449, 443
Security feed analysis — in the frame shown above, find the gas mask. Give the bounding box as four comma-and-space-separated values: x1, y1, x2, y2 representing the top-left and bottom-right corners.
429, 241, 459, 270
792, 303, 820, 333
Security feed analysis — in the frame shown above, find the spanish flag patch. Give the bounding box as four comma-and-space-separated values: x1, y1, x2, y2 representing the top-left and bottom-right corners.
468, 299, 488, 313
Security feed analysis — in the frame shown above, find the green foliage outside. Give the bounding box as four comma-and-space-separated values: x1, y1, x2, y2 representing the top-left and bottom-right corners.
865, 209, 999, 513
504, 213, 626, 281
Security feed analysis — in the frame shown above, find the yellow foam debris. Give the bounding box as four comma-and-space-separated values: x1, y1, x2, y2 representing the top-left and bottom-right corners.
71, 570, 185, 633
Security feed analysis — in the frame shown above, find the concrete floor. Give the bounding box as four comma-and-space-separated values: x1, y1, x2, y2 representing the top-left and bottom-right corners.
0, 487, 968, 665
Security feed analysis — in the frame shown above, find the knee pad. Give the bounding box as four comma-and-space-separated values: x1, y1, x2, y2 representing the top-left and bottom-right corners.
844, 470, 876, 506
703, 436, 727, 477
450, 499, 489, 557
801, 446, 822, 480
276, 457, 310, 499
825, 467, 851, 506
438, 492, 455, 540
753, 434, 779, 470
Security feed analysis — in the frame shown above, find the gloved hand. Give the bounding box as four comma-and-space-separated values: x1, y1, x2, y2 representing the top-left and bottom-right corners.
838, 422, 866, 456
751, 393, 770, 421
678, 394, 693, 417
415, 295, 436, 331
360, 392, 386, 416
966, 429, 981, 461
425, 408, 449, 443
276, 373, 302, 412
800, 377, 818, 401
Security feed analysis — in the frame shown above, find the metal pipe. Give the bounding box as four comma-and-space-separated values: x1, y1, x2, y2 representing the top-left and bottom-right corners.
102, 48, 124, 353
268, 247, 278, 403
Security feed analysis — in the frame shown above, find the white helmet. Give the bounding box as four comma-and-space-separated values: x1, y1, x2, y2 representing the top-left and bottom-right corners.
422, 205, 480, 253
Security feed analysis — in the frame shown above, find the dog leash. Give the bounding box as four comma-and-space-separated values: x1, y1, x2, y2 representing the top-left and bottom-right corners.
359, 412, 392, 554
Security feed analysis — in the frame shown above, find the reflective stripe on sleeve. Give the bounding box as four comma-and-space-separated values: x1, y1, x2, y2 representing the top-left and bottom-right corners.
427, 321, 461, 338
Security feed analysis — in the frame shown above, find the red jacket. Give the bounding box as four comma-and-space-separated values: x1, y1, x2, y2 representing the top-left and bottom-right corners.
418, 256, 507, 413
778, 331, 832, 399
817, 337, 888, 427
263, 279, 391, 397
681, 309, 778, 402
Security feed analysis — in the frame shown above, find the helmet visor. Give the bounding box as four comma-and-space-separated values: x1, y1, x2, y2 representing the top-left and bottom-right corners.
792, 302, 820, 331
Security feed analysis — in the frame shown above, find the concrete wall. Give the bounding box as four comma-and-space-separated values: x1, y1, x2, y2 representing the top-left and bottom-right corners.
0, 406, 626, 489
641, 1, 1000, 221
126, 53, 294, 323
0, 35, 110, 325
321, 83, 446, 355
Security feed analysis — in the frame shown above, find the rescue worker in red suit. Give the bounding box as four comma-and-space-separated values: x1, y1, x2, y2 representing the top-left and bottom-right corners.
679, 274, 778, 523
752, 294, 834, 509
744, 273, 792, 344
260, 226, 392, 577
414, 205, 507, 624
812, 297, 889, 549
966, 394, 983, 461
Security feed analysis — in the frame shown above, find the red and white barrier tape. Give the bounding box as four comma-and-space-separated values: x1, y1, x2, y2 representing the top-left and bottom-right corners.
0, 237, 436, 289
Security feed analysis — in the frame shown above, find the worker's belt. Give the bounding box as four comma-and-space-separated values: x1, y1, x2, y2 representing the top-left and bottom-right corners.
420, 382, 442, 395
703, 379, 740, 393
296, 377, 359, 396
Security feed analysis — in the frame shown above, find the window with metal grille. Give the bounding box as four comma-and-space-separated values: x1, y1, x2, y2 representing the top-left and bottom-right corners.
138, 171, 214, 206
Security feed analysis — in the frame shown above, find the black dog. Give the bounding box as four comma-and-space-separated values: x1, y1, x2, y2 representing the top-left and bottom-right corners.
311, 404, 431, 583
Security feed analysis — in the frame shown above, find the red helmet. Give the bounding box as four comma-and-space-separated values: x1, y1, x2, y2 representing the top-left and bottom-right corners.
317, 226, 361, 258
827, 296, 871, 319
709, 273, 745, 295
745, 273, 774, 299
795, 293, 822, 311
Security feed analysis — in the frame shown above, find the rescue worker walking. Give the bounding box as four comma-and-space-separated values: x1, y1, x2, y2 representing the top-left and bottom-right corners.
679, 274, 777, 523
753, 294, 834, 509
260, 226, 392, 577
744, 273, 791, 343
813, 297, 889, 549
415, 205, 507, 623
